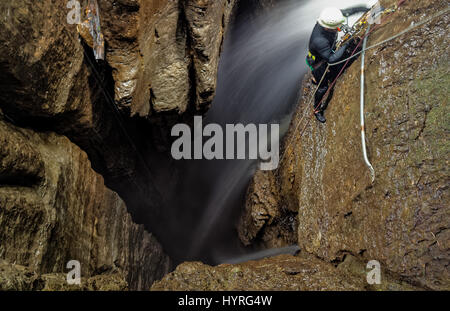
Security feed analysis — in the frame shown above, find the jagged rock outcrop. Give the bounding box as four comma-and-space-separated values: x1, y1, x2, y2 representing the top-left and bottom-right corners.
238, 171, 298, 249
99, 0, 235, 115
0, 116, 170, 290
240, 0, 449, 290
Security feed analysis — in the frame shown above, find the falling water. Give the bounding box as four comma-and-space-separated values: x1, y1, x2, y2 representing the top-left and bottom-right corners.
163, 0, 375, 265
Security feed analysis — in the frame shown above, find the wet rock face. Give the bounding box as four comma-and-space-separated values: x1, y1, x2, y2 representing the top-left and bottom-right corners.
243, 0, 449, 290
0, 117, 170, 290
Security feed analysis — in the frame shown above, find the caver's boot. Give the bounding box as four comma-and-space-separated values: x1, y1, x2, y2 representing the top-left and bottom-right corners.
314, 110, 326, 123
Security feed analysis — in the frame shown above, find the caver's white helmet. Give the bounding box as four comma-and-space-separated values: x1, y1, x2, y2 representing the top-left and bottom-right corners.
318, 7, 346, 29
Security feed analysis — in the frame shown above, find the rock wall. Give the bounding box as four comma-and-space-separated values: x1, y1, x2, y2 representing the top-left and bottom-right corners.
241, 0, 449, 290
0, 0, 236, 176
151, 252, 418, 291
238, 170, 298, 249
100, 0, 235, 115
0, 115, 170, 290
2, 0, 447, 292
0, 260, 128, 291
0, 0, 237, 290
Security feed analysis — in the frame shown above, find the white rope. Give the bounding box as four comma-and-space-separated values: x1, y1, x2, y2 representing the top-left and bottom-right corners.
360, 26, 376, 182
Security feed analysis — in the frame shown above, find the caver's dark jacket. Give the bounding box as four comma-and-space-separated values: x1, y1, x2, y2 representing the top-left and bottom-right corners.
309, 23, 348, 64
308, 23, 352, 111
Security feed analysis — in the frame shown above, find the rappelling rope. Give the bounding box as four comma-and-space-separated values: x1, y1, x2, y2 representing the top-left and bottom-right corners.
278, 4, 450, 167
59, 25, 169, 207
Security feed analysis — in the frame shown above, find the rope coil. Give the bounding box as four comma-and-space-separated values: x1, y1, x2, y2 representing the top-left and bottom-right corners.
360, 26, 376, 182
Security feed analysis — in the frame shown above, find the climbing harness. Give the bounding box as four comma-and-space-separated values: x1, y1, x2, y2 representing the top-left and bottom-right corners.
279, 2, 450, 177
306, 52, 325, 84
305, 52, 316, 71
360, 26, 376, 182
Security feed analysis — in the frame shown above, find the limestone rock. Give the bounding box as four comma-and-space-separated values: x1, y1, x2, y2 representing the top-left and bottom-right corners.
0, 117, 170, 290
0, 0, 235, 118
40, 273, 128, 291
0, 0, 237, 126
184, 0, 236, 112
238, 170, 298, 248
151, 253, 418, 291
0, 260, 128, 291
97, 0, 236, 115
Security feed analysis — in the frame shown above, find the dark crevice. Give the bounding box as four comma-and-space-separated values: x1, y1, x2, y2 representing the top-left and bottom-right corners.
344, 211, 353, 218
179, 1, 200, 114
0, 174, 41, 188
414, 107, 431, 141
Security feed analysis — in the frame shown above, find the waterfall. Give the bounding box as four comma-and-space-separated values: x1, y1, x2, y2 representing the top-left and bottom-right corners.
165, 0, 375, 265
